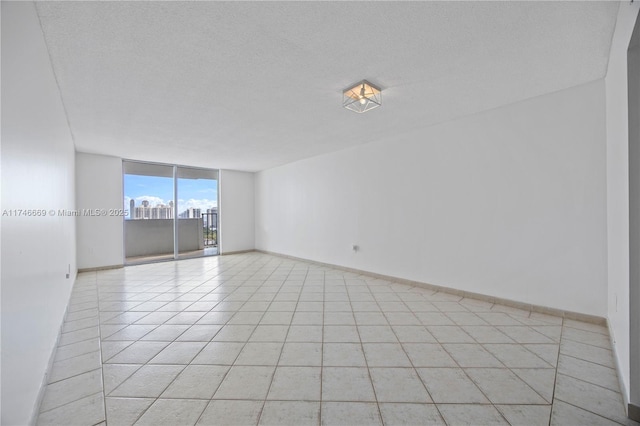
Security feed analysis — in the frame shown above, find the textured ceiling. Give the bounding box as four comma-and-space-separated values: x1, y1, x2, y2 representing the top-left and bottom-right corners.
35, 1, 619, 172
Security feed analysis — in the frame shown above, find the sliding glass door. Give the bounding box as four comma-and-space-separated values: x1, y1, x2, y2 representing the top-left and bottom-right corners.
177, 167, 218, 259
123, 160, 218, 264
123, 162, 175, 263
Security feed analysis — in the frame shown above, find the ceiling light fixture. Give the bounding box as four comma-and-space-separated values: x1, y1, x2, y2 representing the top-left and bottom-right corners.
343, 80, 381, 113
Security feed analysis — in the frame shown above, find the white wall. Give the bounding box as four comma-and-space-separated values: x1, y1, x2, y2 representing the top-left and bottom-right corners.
607, 0, 640, 408
630, 36, 640, 419
220, 170, 255, 253
605, 3, 640, 412
605, 2, 640, 406
1, 3, 77, 424
76, 153, 124, 269
256, 80, 608, 316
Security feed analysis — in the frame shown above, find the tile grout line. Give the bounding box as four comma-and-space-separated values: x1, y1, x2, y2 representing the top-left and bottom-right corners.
555, 354, 623, 393
255, 261, 308, 425
552, 398, 631, 426
319, 269, 325, 426
421, 295, 507, 422
346, 276, 386, 424
368, 279, 447, 425
37, 391, 104, 416
417, 288, 516, 423
547, 316, 568, 425
36, 272, 105, 423
171, 253, 274, 426
441, 308, 560, 407
93, 269, 109, 426
218, 257, 293, 424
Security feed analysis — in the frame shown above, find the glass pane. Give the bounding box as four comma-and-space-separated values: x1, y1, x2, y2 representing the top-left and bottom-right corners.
123, 161, 175, 264
176, 167, 218, 258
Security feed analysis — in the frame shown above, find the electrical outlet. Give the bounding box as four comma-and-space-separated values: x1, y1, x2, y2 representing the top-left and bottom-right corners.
352, 244, 359, 252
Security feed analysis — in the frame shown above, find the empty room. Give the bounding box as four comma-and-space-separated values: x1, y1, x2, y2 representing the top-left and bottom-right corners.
2, 1, 640, 425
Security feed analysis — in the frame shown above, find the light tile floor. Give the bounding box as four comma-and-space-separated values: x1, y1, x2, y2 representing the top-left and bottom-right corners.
37, 252, 639, 425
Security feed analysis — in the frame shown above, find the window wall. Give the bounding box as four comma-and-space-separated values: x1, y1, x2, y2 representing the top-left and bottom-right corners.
123, 160, 218, 264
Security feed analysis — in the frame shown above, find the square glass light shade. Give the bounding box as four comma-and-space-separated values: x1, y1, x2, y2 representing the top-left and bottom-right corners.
343, 80, 381, 113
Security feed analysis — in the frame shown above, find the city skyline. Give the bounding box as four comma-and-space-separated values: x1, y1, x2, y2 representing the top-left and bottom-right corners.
123, 174, 218, 218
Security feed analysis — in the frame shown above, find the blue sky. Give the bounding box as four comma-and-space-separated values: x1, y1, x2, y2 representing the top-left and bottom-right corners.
124, 174, 218, 214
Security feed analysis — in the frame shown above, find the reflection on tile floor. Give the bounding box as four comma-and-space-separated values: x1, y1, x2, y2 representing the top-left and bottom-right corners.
37, 252, 638, 425
125, 246, 219, 266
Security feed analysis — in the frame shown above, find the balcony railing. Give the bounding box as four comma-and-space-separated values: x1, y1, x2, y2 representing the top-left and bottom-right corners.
202, 211, 218, 247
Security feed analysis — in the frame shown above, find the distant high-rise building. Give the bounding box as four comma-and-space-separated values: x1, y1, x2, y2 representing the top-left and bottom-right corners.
179, 207, 201, 219
205, 207, 218, 229
132, 199, 173, 219
134, 206, 150, 219
129, 199, 135, 219
150, 204, 173, 219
